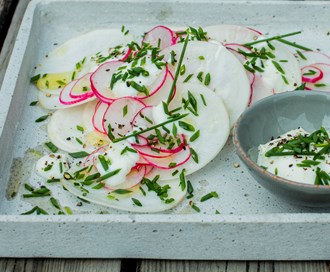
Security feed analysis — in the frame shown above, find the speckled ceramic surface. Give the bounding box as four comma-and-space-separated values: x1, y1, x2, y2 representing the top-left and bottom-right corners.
234, 91, 330, 207
1, 0, 330, 259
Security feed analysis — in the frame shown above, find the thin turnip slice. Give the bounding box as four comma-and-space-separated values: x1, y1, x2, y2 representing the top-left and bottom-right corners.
162, 41, 250, 127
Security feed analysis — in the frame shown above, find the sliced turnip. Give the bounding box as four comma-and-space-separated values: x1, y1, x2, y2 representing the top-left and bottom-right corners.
48, 103, 107, 153
61, 177, 186, 212
149, 82, 230, 179
162, 41, 250, 127
204, 24, 262, 45
252, 41, 301, 93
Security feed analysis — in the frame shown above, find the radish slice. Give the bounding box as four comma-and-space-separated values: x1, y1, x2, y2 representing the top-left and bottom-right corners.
61, 177, 186, 213
48, 103, 107, 153
142, 145, 191, 169
90, 61, 122, 103
204, 24, 262, 44
92, 101, 110, 134
60, 79, 95, 105
301, 65, 323, 83
103, 97, 145, 139
302, 63, 330, 91
131, 106, 154, 129
142, 25, 177, 50
70, 73, 94, 98
90, 60, 168, 101
150, 82, 230, 179
162, 41, 250, 127
295, 51, 330, 67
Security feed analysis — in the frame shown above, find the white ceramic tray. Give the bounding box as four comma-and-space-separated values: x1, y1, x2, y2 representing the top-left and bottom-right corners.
1, 0, 330, 259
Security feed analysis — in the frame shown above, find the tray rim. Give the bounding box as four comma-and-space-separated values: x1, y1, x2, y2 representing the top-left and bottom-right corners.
2, 0, 330, 223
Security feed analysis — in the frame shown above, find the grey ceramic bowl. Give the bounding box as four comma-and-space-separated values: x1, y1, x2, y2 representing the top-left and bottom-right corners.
233, 90, 330, 207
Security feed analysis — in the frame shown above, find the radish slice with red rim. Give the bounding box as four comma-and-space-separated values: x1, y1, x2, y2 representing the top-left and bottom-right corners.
92, 101, 110, 134
301, 63, 330, 91
103, 97, 146, 139
70, 73, 94, 98
60, 79, 95, 105
301, 65, 323, 83
90, 60, 123, 103
142, 25, 177, 50
141, 145, 191, 170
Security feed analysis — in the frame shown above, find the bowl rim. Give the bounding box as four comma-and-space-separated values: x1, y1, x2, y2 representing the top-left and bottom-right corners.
233, 90, 330, 191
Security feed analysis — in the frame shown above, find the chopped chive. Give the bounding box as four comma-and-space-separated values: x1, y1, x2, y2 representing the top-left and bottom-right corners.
243, 31, 303, 47
179, 169, 186, 191
76, 125, 84, 133
190, 130, 200, 142
200, 94, 207, 106
187, 180, 193, 197
180, 64, 186, 76
190, 147, 199, 163
296, 50, 307, 60
47, 178, 60, 183
315, 83, 327, 87
59, 162, 63, 173
132, 198, 142, 207
168, 162, 177, 168
64, 206, 72, 215
139, 186, 146, 196
129, 81, 149, 96
198, 55, 205, 60
107, 124, 115, 141
172, 169, 179, 176
191, 202, 200, 212
75, 137, 83, 145
24, 183, 34, 192
197, 71, 204, 82
123, 105, 128, 117
200, 191, 219, 202
167, 35, 189, 104
275, 167, 278, 175
165, 198, 175, 204
204, 73, 211, 86
277, 38, 312, 51
92, 182, 105, 189
83, 173, 101, 183
50, 197, 61, 210
98, 155, 109, 171
183, 73, 194, 83
162, 101, 169, 115
170, 50, 176, 65
272, 60, 285, 74
112, 189, 132, 194
68, 151, 89, 158
178, 121, 195, 132
172, 123, 177, 137
215, 210, 221, 214
281, 75, 289, 85
155, 128, 165, 144
45, 142, 58, 153
35, 114, 49, 123
44, 164, 53, 171
121, 146, 138, 155
29, 101, 38, 106
96, 169, 121, 182
30, 74, 41, 83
